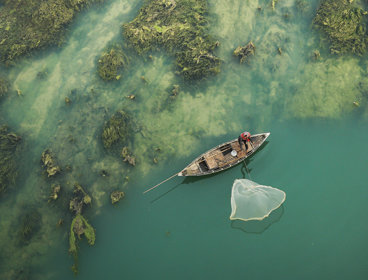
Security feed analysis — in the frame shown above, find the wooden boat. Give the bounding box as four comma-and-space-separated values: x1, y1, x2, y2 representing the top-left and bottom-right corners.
178, 132, 270, 176
144, 132, 270, 193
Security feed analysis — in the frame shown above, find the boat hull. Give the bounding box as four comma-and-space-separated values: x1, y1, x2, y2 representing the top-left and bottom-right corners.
178, 132, 270, 176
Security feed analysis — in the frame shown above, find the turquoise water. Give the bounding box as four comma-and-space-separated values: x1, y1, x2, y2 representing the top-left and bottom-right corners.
1, 0, 368, 279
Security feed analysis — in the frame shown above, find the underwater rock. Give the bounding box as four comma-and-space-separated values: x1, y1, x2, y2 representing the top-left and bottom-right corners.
41, 149, 61, 177
97, 44, 129, 81
69, 214, 95, 274
123, 0, 221, 80
102, 110, 131, 149
69, 183, 91, 215
110, 190, 124, 204
313, 0, 367, 55
0, 0, 102, 65
121, 146, 136, 166
0, 76, 9, 99
0, 125, 21, 194
233, 41, 255, 63
49, 184, 61, 201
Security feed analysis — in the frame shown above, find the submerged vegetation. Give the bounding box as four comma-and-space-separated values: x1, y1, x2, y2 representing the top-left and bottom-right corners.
17, 209, 42, 246
0, 0, 102, 65
0, 76, 9, 99
97, 44, 129, 81
233, 41, 255, 63
110, 190, 124, 204
0, 125, 21, 194
41, 149, 61, 177
123, 0, 220, 79
102, 110, 131, 149
69, 214, 95, 274
313, 0, 368, 55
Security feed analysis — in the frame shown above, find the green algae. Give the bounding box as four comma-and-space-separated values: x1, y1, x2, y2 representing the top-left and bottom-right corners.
123, 0, 220, 80
102, 110, 131, 149
69, 214, 95, 274
313, 0, 368, 55
97, 43, 129, 81
0, 0, 103, 65
0, 125, 21, 194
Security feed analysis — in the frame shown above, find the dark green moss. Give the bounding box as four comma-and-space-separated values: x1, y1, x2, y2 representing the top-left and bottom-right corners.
0, 125, 21, 194
97, 44, 129, 81
102, 110, 131, 149
123, 0, 220, 80
313, 0, 368, 55
0, 0, 103, 65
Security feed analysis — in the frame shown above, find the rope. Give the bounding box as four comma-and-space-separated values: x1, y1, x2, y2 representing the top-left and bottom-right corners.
143, 172, 179, 194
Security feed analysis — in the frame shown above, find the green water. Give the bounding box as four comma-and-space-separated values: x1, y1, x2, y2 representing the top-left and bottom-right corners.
1, 0, 368, 279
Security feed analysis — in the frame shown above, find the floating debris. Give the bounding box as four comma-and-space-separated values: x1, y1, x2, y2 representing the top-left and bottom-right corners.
353, 101, 360, 107
65, 96, 71, 105
233, 41, 255, 63
110, 190, 124, 204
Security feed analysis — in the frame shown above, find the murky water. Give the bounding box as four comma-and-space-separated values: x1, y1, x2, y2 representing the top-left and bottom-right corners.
1, 0, 368, 279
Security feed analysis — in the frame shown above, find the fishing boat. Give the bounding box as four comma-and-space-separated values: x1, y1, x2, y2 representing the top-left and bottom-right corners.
178, 132, 270, 176
144, 132, 270, 193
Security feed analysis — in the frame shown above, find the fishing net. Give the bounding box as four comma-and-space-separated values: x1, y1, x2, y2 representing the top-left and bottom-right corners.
230, 179, 286, 221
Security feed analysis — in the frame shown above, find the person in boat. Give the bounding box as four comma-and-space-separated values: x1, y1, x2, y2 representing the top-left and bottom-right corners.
238, 131, 253, 153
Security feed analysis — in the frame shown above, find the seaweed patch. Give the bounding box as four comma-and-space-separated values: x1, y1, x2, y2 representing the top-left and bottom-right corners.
97, 43, 129, 81
0, 0, 103, 65
123, 0, 221, 80
313, 0, 368, 55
